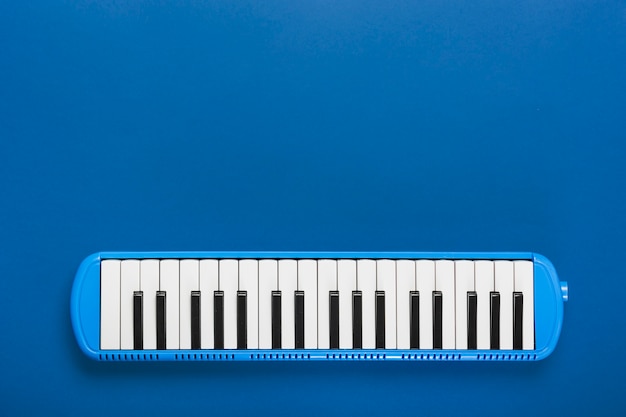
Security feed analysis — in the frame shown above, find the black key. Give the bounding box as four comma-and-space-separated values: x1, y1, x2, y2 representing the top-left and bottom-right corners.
272, 291, 281, 349
467, 291, 477, 350
133, 291, 143, 350
191, 291, 201, 350
214, 291, 224, 349
329, 291, 340, 349
156, 291, 166, 350
295, 291, 305, 349
513, 292, 523, 350
237, 291, 247, 349
352, 291, 362, 349
410, 291, 420, 349
490, 292, 500, 350
433, 291, 443, 350
375, 291, 385, 349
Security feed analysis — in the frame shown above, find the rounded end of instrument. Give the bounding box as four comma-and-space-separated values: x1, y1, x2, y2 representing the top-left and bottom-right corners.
71, 252, 102, 359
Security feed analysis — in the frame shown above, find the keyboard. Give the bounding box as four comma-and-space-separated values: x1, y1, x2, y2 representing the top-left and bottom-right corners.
71, 252, 568, 361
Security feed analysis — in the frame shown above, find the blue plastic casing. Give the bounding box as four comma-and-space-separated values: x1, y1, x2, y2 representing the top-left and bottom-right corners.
71, 252, 568, 361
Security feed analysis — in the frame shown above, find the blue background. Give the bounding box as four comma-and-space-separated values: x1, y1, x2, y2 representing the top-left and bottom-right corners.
1, 1, 624, 415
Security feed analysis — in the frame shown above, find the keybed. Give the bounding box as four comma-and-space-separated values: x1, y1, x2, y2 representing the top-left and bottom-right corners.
100, 257, 537, 352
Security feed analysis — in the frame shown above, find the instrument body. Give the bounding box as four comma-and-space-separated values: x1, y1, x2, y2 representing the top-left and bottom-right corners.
71, 251, 567, 361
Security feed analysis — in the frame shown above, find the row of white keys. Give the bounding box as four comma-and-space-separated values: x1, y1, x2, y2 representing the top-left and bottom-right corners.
106, 258, 445, 350
454, 260, 533, 350
169, 259, 260, 350
105, 259, 243, 350
198, 259, 260, 350
101, 258, 534, 350
453, 260, 534, 350
117, 259, 180, 350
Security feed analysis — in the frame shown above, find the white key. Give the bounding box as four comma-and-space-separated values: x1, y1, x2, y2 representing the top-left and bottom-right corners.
435, 260, 455, 349
337, 260, 356, 349
258, 260, 278, 349
140, 259, 159, 350
100, 260, 121, 350
318, 259, 337, 349
179, 260, 199, 349
396, 260, 416, 349
357, 260, 376, 349
514, 261, 534, 350
278, 260, 297, 349
199, 259, 218, 349
377, 260, 396, 349
416, 260, 435, 349
219, 259, 238, 349
120, 260, 140, 350
160, 260, 179, 349
494, 261, 514, 350
239, 260, 259, 349
297, 260, 317, 348
454, 260, 474, 350
475, 261, 494, 350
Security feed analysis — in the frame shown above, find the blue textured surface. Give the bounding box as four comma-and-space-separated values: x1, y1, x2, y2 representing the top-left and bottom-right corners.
1, 1, 624, 415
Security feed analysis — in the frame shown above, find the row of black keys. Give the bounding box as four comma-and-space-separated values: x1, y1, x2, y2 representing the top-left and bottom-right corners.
132, 290, 524, 350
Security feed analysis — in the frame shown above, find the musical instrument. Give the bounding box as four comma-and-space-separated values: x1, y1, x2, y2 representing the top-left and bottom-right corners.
71, 252, 568, 361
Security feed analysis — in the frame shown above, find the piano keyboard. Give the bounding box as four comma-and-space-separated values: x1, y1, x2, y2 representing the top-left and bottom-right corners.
71, 252, 568, 361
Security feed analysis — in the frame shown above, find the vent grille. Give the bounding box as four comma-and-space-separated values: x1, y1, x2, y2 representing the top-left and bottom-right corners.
97, 352, 538, 361
476, 353, 536, 361
324, 353, 388, 360
99, 353, 161, 361
250, 353, 311, 360
400, 353, 461, 360
174, 353, 235, 360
